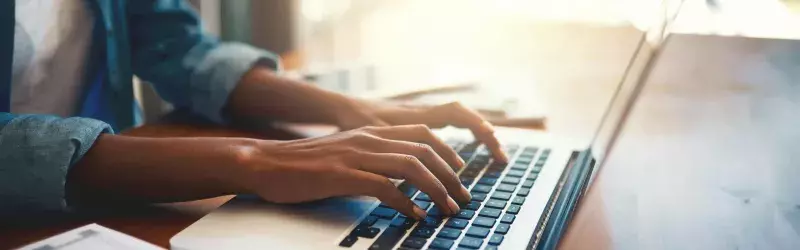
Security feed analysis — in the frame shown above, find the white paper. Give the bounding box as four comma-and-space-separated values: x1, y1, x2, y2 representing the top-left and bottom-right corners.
17, 223, 163, 250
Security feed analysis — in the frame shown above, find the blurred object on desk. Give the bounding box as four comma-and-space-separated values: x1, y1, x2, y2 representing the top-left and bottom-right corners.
290, 66, 546, 129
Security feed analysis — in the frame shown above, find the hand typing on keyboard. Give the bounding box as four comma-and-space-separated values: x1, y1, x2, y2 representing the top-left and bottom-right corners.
232, 125, 479, 220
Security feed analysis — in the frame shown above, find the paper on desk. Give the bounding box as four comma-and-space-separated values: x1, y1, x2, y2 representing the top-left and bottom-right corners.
17, 223, 163, 250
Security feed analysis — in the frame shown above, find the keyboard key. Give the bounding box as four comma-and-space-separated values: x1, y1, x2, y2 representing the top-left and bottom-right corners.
477, 177, 498, 185
390, 216, 415, 230
455, 209, 476, 220
352, 225, 381, 238
414, 192, 431, 202
421, 216, 443, 228
339, 235, 358, 247
369, 227, 405, 250
522, 180, 535, 188
484, 199, 507, 209
506, 170, 525, 177
473, 217, 496, 228
491, 191, 513, 201
399, 183, 419, 197
460, 177, 474, 188
401, 237, 427, 249
517, 188, 530, 197
510, 164, 529, 171
488, 234, 504, 245
413, 200, 431, 210
485, 246, 499, 250
494, 223, 511, 234
444, 218, 469, 229
458, 237, 484, 249
506, 205, 522, 214
459, 152, 474, 161
466, 162, 486, 170
428, 205, 445, 217
465, 201, 481, 210
489, 160, 507, 168
471, 184, 492, 193
361, 216, 379, 226
479, 208, 502, 218
461, 168, 481, 177
500, 214, 516, 224
437, 228, 462, 239
501, 177, 521, 185
411, 226, 436, 238
474, 154, 491, 162
471, 192, 488, 202
465, 226, 491, 238
371, 207, 398, 219
526, 173, 539, 181
532, 165, 543, 173
483, 170, 503, 178
495, 184, 516, 193
512, 196, 526, 205
515, 157, 532, 165
429, 238, 454, 249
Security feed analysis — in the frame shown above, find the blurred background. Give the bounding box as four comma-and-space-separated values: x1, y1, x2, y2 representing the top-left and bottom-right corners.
140, 0, 800, 138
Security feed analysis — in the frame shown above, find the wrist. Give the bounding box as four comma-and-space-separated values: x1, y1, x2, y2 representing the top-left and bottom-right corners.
222, 138, 265, 195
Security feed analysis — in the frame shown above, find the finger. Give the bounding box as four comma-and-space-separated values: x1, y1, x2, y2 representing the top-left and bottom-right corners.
365, 125, 470, 202
332, 168, 427, 220
349, 151, 462, 215
338, 110, 391, 131
367, 124, 465, 170
429, 102, 508, 163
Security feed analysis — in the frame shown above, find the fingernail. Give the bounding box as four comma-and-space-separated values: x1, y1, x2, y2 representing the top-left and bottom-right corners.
457, 186, 472, 204
413, 206, 427, 220
446, 197, 461, 215
457, 157, 466, 169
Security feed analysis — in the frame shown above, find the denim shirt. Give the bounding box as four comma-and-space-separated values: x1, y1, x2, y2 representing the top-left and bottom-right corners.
0, 0, 280, 217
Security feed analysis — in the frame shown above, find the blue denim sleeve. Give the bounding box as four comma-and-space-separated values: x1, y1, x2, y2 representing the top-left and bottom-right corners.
0, 113, 113, 217
128, 0, 281, 123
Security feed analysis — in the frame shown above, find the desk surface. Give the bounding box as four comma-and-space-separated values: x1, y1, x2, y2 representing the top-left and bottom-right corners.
561, 34, 800, 250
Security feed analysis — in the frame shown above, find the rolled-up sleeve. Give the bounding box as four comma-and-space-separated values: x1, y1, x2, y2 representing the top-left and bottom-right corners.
128, 0, 281, 123
0, 114, 113, 217
187, 42, 281, 122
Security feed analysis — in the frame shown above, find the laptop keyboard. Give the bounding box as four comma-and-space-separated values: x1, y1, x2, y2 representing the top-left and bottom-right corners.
340, 140, 551, 249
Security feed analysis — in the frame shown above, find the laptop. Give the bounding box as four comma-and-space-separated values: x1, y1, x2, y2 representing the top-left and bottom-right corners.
170, 28, 658, 250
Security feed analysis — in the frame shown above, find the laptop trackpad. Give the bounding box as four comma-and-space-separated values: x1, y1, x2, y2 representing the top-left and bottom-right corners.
170, 195, 377, 250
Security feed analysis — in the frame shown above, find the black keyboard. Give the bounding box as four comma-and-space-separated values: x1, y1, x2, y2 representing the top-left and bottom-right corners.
340, 140, 551, 249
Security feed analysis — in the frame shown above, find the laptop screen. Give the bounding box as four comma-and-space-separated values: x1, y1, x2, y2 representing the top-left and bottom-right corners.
587, 32, 658, 182
585, 0, 678, 181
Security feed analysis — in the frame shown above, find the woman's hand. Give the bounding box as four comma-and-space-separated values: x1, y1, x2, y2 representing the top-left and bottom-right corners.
335, 101, 508, 163
227, 67, 507, 163
235, 125, 471, 220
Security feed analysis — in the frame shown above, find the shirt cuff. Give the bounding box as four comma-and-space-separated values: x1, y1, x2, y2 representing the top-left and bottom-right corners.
0, 115, 113, 217
189, 42, 282, 123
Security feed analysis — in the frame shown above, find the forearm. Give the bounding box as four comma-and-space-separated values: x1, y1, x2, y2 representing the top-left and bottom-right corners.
67, 134, 255, 205
226, 67, 362, 125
